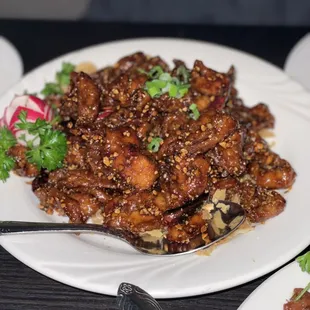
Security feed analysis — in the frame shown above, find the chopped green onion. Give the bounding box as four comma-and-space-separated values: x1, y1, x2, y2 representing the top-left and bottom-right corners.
176, 65, 190, 83
148, 66, 164, 79
159, 73, 172, 81
151, 80, 167, 89
147, 137, 163, 153
176, 84, 190, 98
189, 103, 200, 120
137, 68, 147, 74
143, 66, 190, 99
169, 84, 178, 97
171, 77, 180, 85
145, 80, 168, 98
147, 86, 161, 98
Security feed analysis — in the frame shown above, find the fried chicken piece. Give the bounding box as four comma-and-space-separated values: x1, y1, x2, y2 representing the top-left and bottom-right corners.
65, 136, 88, 168
104, 190, 166, 232
226, 99, 275, 131
166, 211, 206, 243
284, 288, 310, 310
48, 169, 117, 189
244, 130, 296, 189
208, 129, 247, 177
248, 153, 296, 189
104, 156, 209, 233
34, 184, 99, 223
159, 109, 237, 157
60, 72, 100, 125
8, 145, 39, 177
103, 73, 148, 107
191, 60, 232, 110
33, 172, 103, 223
103, 127, 159, 190
160, 155, 210, 208
112, 147, 159, 190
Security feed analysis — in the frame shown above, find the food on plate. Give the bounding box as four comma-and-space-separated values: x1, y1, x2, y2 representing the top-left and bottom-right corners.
0, 52, 296, 253
284, 252, 310, 310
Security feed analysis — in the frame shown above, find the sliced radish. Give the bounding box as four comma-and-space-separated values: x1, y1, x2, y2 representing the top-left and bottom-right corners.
9, 95, 45, 114
1, 95, 55, 145
29, 95, 46, 112
9, 106, 45, 129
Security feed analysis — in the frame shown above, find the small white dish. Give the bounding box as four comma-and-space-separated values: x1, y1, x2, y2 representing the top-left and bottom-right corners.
284, 33, 310, 90
238, 261, 309, 309
0, 36, 23, 96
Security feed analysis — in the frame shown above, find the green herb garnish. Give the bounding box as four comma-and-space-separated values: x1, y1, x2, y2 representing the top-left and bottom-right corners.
0, 127, 17, 150
148, 66, 164, 79
294, 283, 310, 302
0, 127, 16, 182
294, 251, 310, 301
15, 111, 67, 171
41, 83, 63, 96
176, 65, 190, 83
297, 251, 310, 273
41, 62, 75, 96
189, 103, 200, 120
147, 137, 163, 153
0, 148, 15, 182
142, 66, 190, 99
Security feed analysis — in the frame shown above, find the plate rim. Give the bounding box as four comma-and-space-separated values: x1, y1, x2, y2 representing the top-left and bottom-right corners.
238, 260, 310, 309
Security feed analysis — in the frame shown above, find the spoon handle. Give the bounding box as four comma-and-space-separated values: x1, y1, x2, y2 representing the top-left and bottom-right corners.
0, 221, 123, 239
117, 282, 163, 310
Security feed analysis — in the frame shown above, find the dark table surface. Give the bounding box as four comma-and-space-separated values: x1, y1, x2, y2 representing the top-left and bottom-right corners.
0, 20, 309, 310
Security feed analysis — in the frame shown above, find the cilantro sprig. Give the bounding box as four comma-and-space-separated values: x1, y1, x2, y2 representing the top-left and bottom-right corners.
0, 127, 17, 150
15, 111, 67, 171
141, 65, 190, 99
294, 251, 310, 301
41, 62, 75, 96
0, 127, 17, 182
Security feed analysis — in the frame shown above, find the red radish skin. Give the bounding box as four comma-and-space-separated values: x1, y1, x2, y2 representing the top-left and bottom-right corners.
9, 106, 45, 129
29, 95, 46, 112
0, 95, 54, 145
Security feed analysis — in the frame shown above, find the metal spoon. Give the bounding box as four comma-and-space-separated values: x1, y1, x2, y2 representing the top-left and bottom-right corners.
117, 282, 163, 310
0, 200, 245, 256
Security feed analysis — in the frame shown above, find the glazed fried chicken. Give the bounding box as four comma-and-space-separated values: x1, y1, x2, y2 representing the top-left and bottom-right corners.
27, 52, 296, 249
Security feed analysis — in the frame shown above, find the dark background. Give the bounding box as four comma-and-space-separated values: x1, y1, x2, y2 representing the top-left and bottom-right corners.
1, 0, 310, 26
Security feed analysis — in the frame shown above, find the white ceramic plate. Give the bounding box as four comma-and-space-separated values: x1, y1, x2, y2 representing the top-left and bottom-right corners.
238, 261, 310, 309
284, 33, 310, 91
0, 38, 310, 299
0, 36, 23, 96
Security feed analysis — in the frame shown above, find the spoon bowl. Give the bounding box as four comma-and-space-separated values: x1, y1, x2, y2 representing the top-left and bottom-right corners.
0, 199, 245, 256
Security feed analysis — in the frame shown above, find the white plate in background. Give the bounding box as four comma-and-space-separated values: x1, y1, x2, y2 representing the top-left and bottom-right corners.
284, 33, 310, 91
0, 36, 23, 95
239, 261, 309, 309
